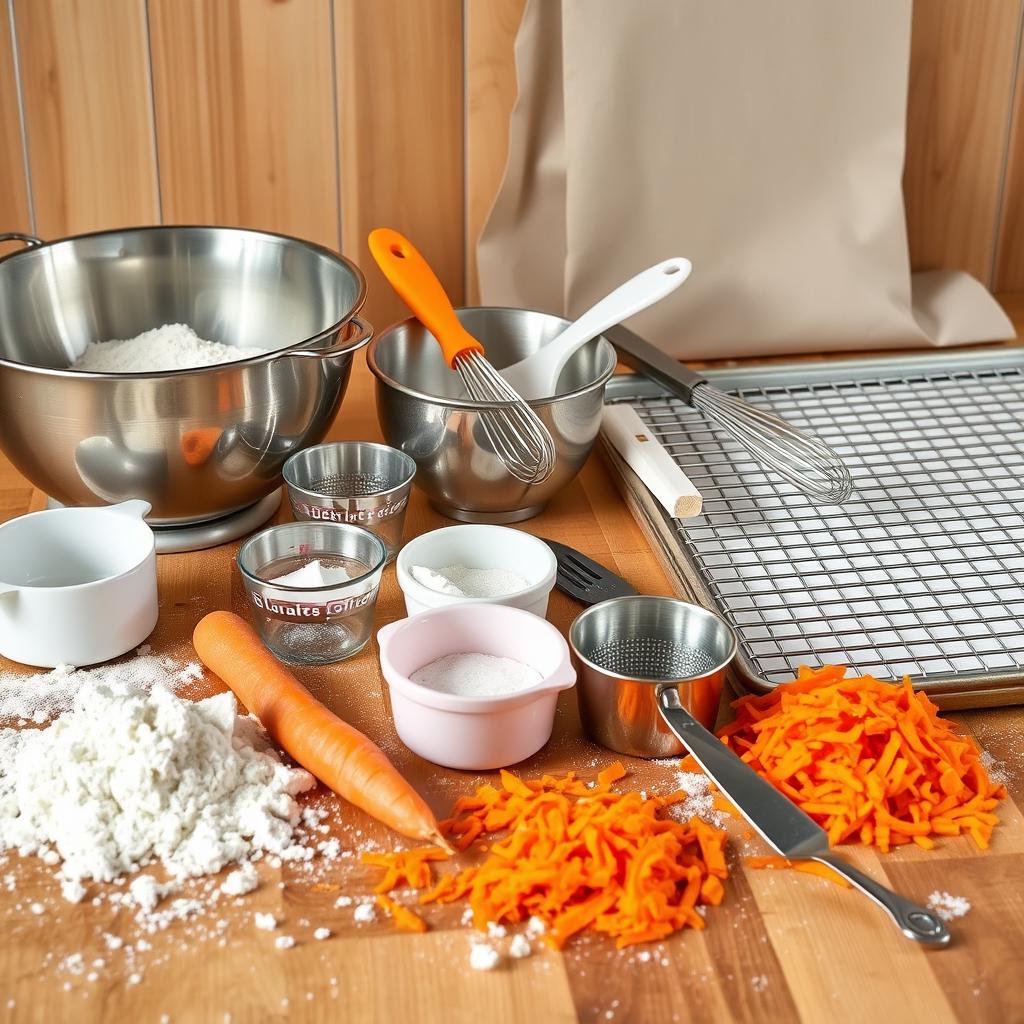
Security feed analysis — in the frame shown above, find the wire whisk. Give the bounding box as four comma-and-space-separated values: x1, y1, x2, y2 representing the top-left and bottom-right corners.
609, 325, 853, 503
690, 383, 852, 503
369, 228, 556, 484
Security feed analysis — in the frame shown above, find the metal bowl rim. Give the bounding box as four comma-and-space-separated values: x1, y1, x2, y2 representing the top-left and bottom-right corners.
568, 595, 739, 684
366, 306, 617, 410
237, 520, 387, 592
282, 441, 416, 503
0, 224, 368, 380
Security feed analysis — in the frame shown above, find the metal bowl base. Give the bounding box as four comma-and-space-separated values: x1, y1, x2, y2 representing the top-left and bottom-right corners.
430, 501, 547, 524
46, 488, 282, 554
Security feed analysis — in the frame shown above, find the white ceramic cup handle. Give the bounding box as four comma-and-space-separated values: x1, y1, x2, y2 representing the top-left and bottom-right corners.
0, 582, 17, 600
110, 499, 152, 519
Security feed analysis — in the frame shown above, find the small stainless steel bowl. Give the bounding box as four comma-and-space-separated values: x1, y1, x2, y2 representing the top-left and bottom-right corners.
283, 441, 416, 563
367, 307, 616, 523
0, 226, 370, 525
569, 595, 737, 758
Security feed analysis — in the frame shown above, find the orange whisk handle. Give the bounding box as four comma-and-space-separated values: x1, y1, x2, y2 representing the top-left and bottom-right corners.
368, 228, 484, 369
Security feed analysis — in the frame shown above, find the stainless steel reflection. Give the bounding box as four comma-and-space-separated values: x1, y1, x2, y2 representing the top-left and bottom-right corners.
0, 226, 370, 525
367, 308, 616, 523
569, 596, 737, 758
283, 441, 416, 562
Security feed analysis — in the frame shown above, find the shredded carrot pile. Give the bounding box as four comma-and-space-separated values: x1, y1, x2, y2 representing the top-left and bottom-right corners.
364, 762, 730, 949
719, 666, 1007, 853
376, 894, 428, 933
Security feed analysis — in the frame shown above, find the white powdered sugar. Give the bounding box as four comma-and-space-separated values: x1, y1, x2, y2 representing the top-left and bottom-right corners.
410, 564, 529, 599
220, 862, 259, 897
928, 891, 972, 921
410, 653, 541, 697
469, 942, 501, 971
71, 323, 267, 373
269, 560, 351, 588
665, 770, 727, 828
0, 678, 314, 885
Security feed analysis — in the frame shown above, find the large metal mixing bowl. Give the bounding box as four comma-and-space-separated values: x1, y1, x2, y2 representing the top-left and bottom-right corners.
0, 226, 370, 525
368, 308, 616, 522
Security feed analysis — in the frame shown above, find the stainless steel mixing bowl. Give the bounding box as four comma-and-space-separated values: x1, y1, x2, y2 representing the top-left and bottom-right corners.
0, 226, 370, 525
367, 308, 616, 522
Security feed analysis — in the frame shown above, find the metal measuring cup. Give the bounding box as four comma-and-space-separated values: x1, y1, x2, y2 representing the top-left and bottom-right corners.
568, 595, 737, 757
282, 442, 415, 563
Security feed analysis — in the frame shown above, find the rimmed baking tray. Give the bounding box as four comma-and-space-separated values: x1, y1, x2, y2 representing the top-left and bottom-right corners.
603, 347, 1024, 709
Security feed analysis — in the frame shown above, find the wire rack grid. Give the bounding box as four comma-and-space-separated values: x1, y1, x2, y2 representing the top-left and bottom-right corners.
606, 354, 1024, 692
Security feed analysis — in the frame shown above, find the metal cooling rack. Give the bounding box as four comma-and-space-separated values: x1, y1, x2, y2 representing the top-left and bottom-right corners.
604, 348, 1024, 708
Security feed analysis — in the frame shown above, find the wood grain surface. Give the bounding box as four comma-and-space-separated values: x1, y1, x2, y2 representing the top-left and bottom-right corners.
3, 2, 1024, 296
995, 9, 1024, 292
0, 1, 30, 257
12, 0, 159, 237
148, 0, 340, 251
334, 0, 465, 328
904, 0, 1024, 285
0, 330, 1021, 1022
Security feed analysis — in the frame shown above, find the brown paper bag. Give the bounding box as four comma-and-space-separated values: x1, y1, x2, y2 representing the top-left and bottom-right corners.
478, 0, 1013, 359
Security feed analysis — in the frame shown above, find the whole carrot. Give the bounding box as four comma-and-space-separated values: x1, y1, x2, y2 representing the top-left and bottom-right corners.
193, 610, 447, 847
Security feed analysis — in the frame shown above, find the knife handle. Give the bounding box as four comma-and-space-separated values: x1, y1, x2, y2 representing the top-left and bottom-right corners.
810, 854, 950, 947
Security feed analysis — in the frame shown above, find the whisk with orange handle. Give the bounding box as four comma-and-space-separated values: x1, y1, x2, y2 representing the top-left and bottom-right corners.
369, 228, 556, 484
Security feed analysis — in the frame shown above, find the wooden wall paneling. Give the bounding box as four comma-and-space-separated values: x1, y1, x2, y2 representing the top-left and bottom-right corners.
994, 15, 1024, 291
335, 0, 465, 329
12, 0, 158, 238
148, 0, 340, 252
903, 0, 1023, 285
0, 0, 32, 257
465, 0, 526, 303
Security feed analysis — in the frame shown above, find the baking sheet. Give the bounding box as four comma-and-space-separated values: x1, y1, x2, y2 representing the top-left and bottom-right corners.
604, 348, 1024, 708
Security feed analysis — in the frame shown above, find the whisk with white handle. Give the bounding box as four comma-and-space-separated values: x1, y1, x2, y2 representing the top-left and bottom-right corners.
369, 229, 556, 484
608, 325, 853, 503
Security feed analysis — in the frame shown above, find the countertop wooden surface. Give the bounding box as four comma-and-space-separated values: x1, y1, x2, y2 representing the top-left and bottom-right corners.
0, 340, 1022, 1024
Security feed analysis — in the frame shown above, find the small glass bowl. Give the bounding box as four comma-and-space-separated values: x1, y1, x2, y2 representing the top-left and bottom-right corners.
237, 521, 386, 665
282, 442, 416, 564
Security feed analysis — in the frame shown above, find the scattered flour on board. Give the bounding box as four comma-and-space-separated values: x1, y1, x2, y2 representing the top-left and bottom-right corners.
979, 750, 1012, 787
469, 942, 501, 971
928, 891, 972, 921
71, 324, 268, 373
664, 770, 727, 828
0, 654, 196, 724
0, 672, 314, 885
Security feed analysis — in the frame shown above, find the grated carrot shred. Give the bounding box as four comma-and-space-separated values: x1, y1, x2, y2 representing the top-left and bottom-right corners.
718, 666, 1007, 854
363, 763, 730, 949
375, 894, 429, 933
360, 846, 448, 893
745, 856, 851, 888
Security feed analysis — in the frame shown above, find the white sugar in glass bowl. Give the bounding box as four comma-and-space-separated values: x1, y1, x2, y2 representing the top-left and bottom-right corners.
395, 524, 557, 618
377, 603, 575, 770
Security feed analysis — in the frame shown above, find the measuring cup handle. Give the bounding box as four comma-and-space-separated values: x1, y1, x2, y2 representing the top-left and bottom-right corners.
110, 499, 152, 520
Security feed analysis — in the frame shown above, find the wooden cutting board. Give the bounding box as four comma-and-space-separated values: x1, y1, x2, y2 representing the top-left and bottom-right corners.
0, 356, 1021, 1024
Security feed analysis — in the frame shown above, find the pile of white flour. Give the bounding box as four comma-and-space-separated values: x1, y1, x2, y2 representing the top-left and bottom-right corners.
0, 677, 314, 883
72, 323, 267, 372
